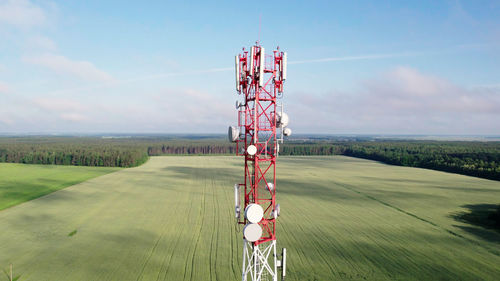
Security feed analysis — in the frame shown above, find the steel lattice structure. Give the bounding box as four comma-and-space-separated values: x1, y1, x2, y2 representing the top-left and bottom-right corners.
231, 43, 289, 281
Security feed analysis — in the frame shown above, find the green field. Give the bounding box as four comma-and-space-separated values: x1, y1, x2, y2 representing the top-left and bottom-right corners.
0, 163, 120, 211
0, 156, 499, 280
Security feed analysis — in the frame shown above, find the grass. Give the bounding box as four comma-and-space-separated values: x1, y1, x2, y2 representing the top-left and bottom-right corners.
0, 163, 120, 211
0, 156, 499, 280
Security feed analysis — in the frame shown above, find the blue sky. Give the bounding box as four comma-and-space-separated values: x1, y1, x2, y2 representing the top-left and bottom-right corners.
0, 0, 499, 134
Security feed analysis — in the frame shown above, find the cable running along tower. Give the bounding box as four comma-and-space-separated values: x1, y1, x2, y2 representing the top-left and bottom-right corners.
229, 42, 291, 281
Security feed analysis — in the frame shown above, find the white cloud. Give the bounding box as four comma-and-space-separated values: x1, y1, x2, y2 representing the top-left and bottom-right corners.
2, 65, 498, 134
24, 97, 90, 125
0, 81, 8, 93
60, 112, 88, 122
149, 88, 233, 130
288, 53, 419, 65
26, 35, 56, 50
362, 67, 500, 114
33, 97, 87, 112
0, 115, 14, 125
23, 53, 114, 82
0, 0, 46, 27
290, 67, 500, 134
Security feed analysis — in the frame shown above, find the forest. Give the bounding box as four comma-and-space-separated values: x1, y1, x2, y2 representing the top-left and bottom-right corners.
0, 137, 149, 167
0, 136, 499, 180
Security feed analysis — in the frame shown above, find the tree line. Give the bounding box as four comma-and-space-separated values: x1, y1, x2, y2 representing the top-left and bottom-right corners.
146, 140, 500, 180
339, 141, 500, 181
0, 137, 148, 167
1, 136, 499, 181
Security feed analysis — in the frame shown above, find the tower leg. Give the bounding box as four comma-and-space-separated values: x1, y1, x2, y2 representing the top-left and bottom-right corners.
242, 239, 248, 281
273, 242, 278, 281
242, 240, 278, 281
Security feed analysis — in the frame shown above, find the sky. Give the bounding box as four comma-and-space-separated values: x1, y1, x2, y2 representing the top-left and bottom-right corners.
0, 0, 499, 135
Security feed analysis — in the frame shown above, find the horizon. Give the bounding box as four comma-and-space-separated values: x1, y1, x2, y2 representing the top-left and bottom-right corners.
1, 132, 500, 142
1, 0, 499, 134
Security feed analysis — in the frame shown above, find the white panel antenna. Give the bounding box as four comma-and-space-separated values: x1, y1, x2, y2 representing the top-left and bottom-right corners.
259, 47, 265, 87
228, 126, 239, 142
235, 55, 240, 92
282, 248, 287, 278
234, 184, 240, 218
250, 47, 255, 76
282, 52, 287, 81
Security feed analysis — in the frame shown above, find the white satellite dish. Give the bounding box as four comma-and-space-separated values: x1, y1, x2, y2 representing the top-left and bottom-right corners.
228, 126, 239, 142
273, 203, 280, 218
266, 182, 274, 191
283, 127, 292, 136
243, 223, 262, 242
245, 203, 264, 223
277, 112, 289, 128
247, 144, 257, 156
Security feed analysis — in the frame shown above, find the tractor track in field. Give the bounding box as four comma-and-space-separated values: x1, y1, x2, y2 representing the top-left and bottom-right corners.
187, 172, 207, 281
136, 228, 164, 281
210, 176, 220, 281
159, 182, 194, 281
208, 177, 216, 281
155, 189, 186, 281
333, 180, 500, 257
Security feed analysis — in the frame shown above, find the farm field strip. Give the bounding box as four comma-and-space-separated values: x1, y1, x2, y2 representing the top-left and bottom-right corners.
0, 156, 499, 280
0, 163, 120, 211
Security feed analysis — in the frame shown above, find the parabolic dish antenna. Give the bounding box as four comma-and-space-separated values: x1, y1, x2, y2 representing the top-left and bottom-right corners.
283, 127, 292, 136
228, 126, 239, 142
277, 112, 289, 128
247, 144, 257, 156
245, 203, 264, 223
274, 203, 281, 218
235, 100, 243, 109
243, 223, 262, 242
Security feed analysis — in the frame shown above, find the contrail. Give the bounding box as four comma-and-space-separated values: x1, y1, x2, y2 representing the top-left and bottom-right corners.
48, 52, 418, 94
123, 52, 419, 83
288, 52, 420, 65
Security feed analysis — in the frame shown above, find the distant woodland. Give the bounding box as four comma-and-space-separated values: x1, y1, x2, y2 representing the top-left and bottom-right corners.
0, 137, 149, 167
0, 136, 499, 181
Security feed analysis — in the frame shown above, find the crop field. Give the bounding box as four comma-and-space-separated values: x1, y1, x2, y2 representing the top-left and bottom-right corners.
0, 163, 120, 211
0, 156, 499, 280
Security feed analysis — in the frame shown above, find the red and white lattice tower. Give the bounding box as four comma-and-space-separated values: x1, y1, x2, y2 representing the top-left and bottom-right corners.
229, 43, 291, 281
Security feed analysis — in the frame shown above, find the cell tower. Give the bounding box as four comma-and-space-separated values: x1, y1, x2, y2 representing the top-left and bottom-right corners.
229, 42, 291, 281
